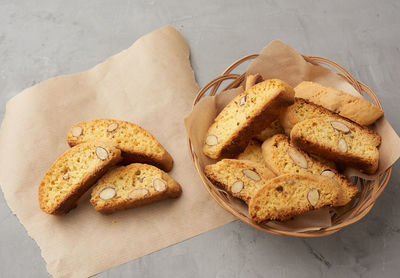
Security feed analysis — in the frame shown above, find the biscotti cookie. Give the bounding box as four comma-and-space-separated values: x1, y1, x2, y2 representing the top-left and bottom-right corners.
204, 159, 275, 204
254, 119, 284, 141
262, 134, 357, 206
90, 163, 182, 214
67, 119, 173, 172
237, 140, 266, 166
203, 79, 295, 159
294, 81, 384, 126
280, 98, 337, 134
39, 142, 122, 215
249, 174, 339, 223
290, 116, 381, 174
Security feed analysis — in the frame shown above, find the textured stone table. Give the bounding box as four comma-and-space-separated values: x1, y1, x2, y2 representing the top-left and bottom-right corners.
1, 1, 399, 277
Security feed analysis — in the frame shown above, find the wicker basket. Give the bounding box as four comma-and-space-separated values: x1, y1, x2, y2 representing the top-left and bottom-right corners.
188, 54, 392, 237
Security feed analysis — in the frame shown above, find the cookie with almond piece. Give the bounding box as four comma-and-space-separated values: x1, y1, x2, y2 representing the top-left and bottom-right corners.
204, 159, 275, 204
290, 115, 381, 174
203, 79, 295, 159
237, 140, 266, 166
67, 119, 173, 171
249, 174, 339, 223
90, 163, 182, 214
279, 98, 338, 135
261, 134, 357, 206
39, 142, 122, 215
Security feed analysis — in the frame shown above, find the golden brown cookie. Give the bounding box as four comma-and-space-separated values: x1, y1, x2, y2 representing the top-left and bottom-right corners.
67, 119, 173, 171
294, 81, 384, 126
290, 116, 381, 174
204, 159, 275, 204
261, 134, 357, 206
39, 142, 122, 215
203, 79, 295, 159
90, 163, 181, 214
249, 174, 338, 223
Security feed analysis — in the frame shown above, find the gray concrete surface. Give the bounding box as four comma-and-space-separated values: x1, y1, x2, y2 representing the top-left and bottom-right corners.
1, 0, 400, 277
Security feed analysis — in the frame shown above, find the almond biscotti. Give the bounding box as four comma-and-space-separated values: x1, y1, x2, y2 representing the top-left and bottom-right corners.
90, 163, 182, 214
237, 140, 266, 166
204, 159, 275, 204
262, 134, 357, 206
249, 174, 339, 223
254, 119, 284, 141
39, 142, 122, 214
280, 98, 336, 134
294, 81, 384, 126
203, 79, 295, 159
67, 119, 173, 172
290, 116, 381, 174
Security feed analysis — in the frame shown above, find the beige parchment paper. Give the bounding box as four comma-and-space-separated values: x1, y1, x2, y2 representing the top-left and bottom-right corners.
185, 40, 400, 231
0, 25, 235, 278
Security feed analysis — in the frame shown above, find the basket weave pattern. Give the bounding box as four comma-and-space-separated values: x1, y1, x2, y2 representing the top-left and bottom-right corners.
188, 54, 391, 237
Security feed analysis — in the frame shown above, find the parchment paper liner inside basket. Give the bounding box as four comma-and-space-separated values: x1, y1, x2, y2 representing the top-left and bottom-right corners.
185, 40, 400, 235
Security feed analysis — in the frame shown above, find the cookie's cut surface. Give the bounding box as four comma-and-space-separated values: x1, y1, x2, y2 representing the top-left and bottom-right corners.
203, 79, 295, 159
90, 163, 182, 214
204, 159, 275, 204
280, 98, 336, 134
262, 134, 357, 206
294, 81, 384, 126
67, 119, 173, 171
254, 119, 284, 141
249, 174, 338, 223
290, 116, 381, 174
39, 142, 122, 215
237, 140, 266, 166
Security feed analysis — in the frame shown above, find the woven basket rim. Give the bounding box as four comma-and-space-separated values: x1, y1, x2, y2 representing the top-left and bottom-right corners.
188, 53, 392, 237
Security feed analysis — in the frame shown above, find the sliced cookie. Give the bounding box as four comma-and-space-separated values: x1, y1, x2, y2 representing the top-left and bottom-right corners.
203, 79, 295, 159
261, 134, 358, 206
249, 173, 339, 223
280, 97, 337, 134
90, 163, 182, 214
237, 140, 266, 166
204, 159, 275, 204
39, 142, 122, 215
254, 119, 284, 142
294, 81, 384, 126
290, 115, 381, 174
67, 119, 173, 171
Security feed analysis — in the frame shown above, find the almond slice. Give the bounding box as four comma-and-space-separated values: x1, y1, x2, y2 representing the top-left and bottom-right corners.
337, 139, 348, 152
71, 126, 83, 137
153, 178, 167, 192
205, 135, 218, 146
288, 147, 308, 168
239, 95, 247, 106
129, 188, 149, 199
95, 147, 109, 160
330, 121, 350, 134
231, 180, 244, 193
242, 169, 261, 181
321, 169, 335, 178
107, 122, 119, 132
99, 187, 116, 200
307, 188, 320, 206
